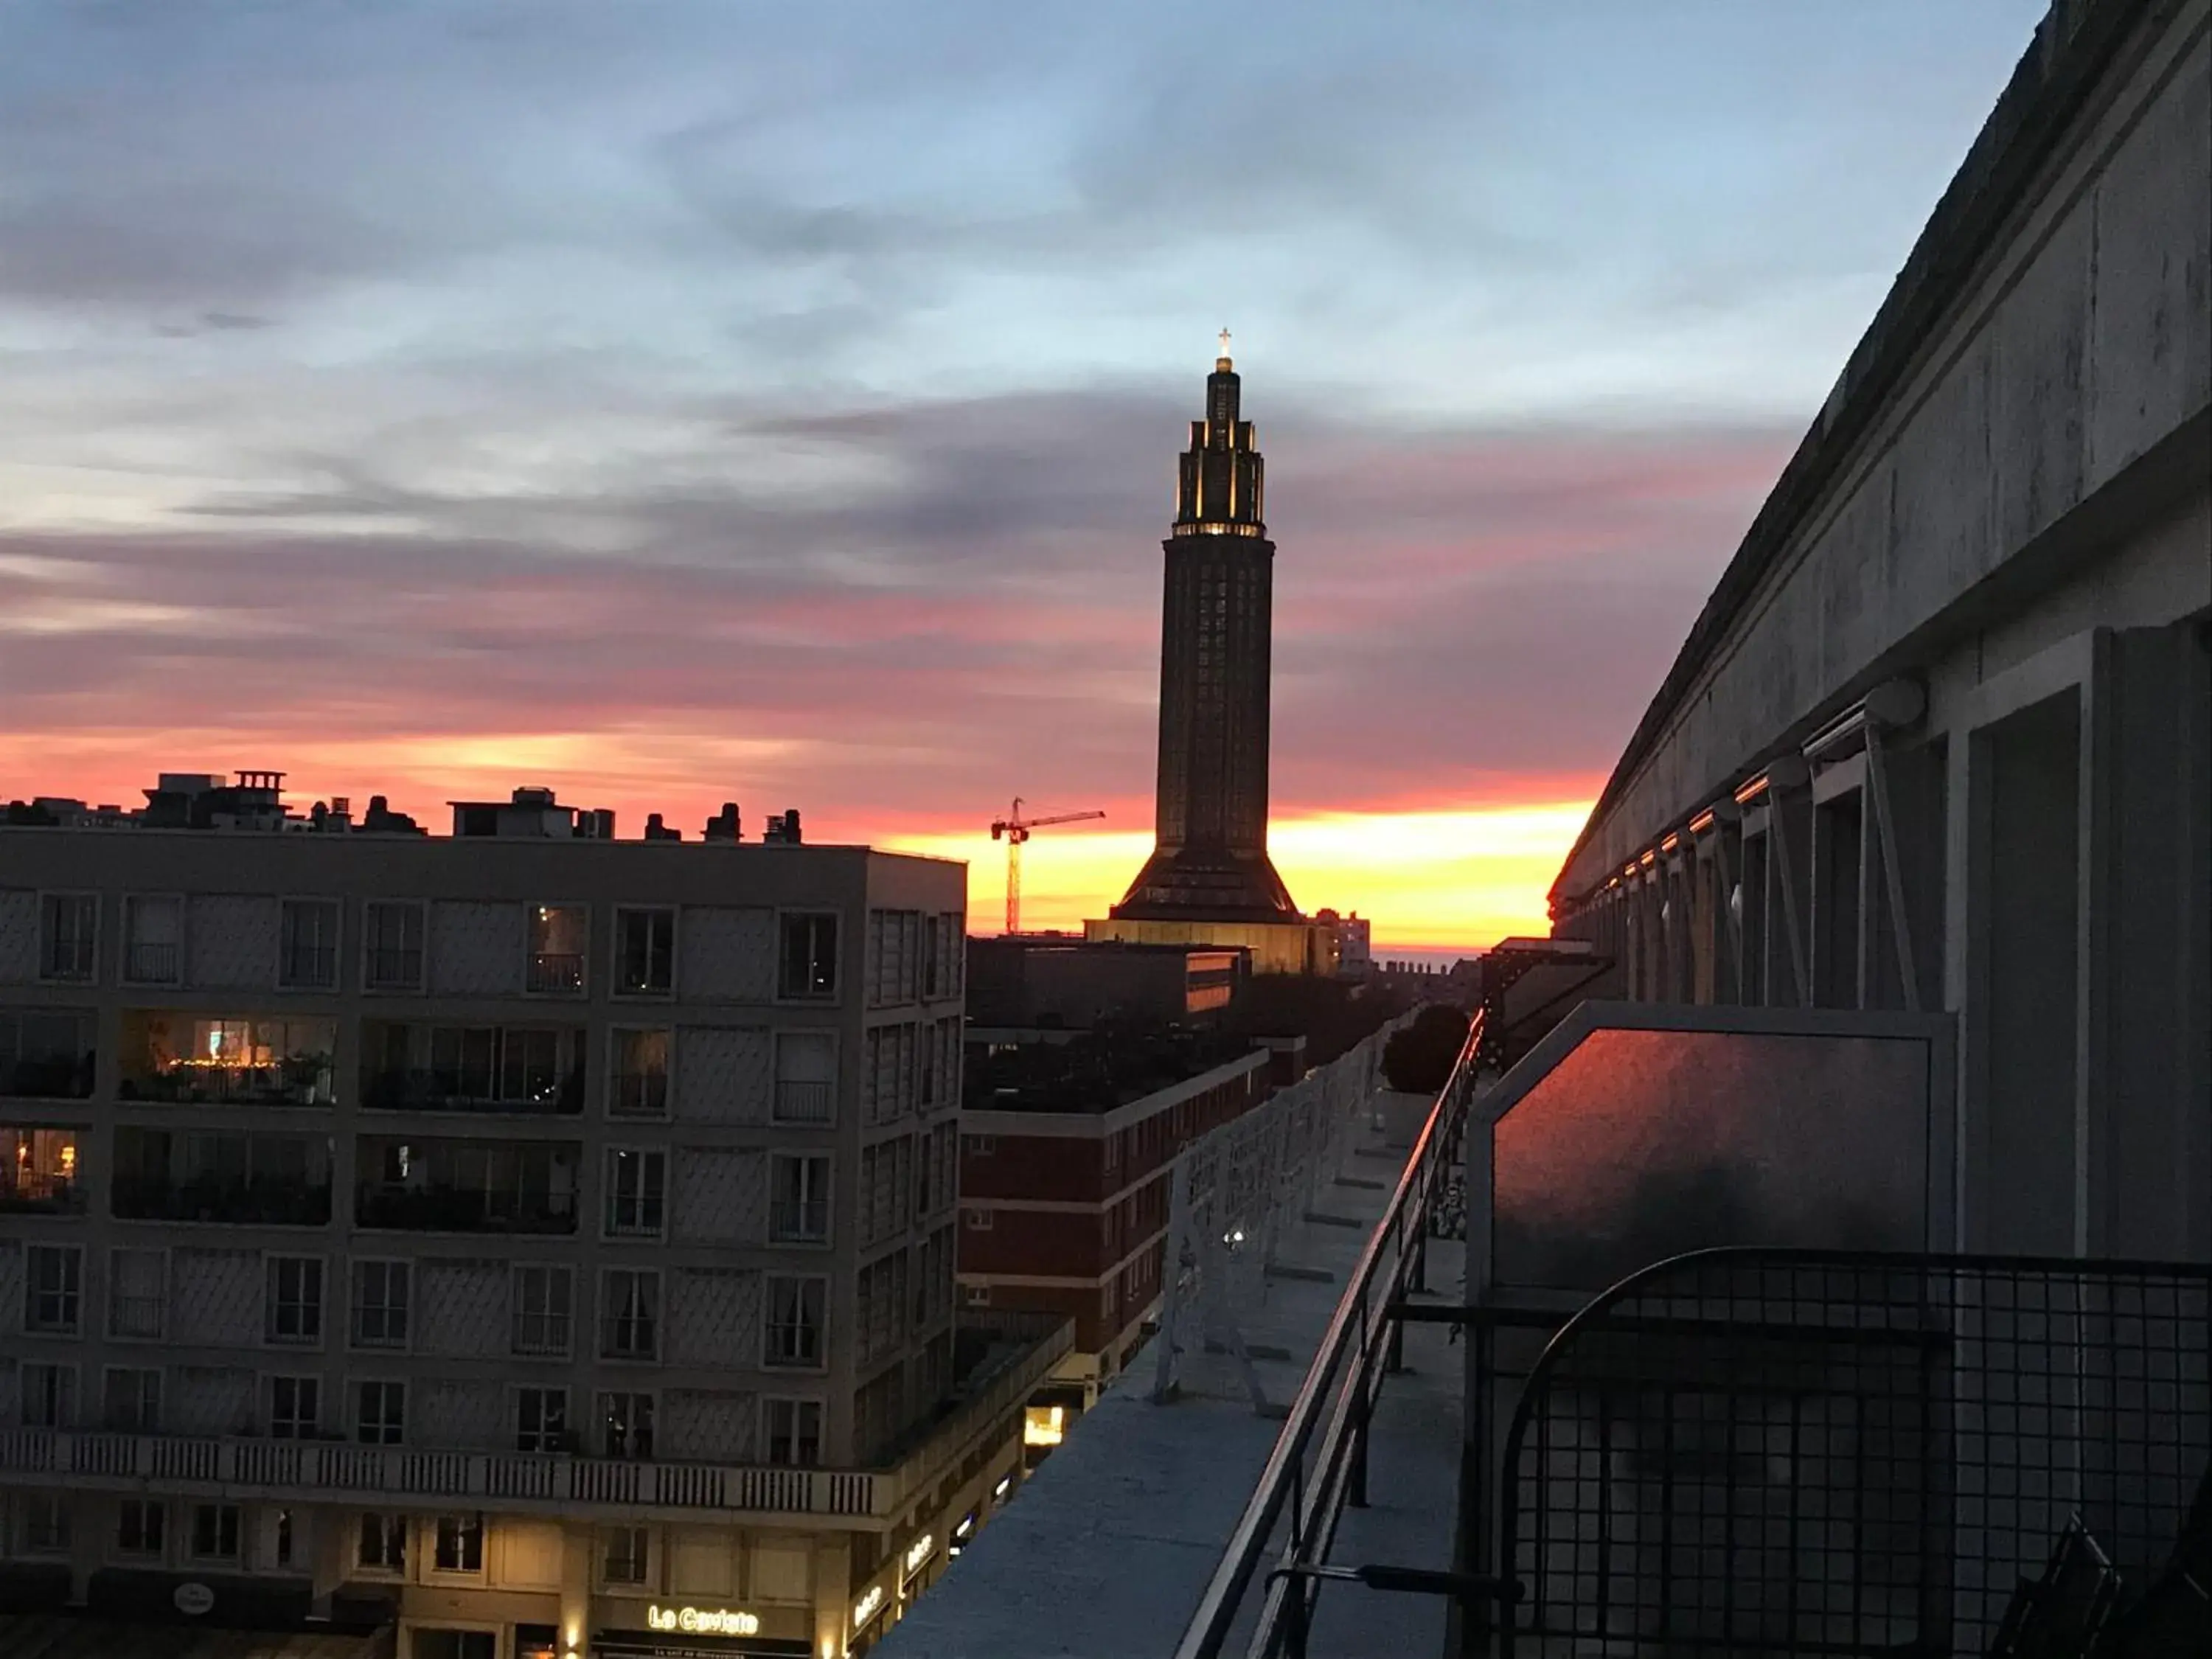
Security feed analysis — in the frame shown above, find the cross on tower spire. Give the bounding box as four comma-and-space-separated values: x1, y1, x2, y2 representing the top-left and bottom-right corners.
1217, 327, 1232, 365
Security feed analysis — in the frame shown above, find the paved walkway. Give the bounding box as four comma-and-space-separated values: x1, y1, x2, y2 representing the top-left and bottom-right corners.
883, 1097, 1463, 1659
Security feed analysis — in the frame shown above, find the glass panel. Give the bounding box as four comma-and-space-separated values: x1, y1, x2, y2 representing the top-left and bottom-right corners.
1490, 1026, 1935, 1295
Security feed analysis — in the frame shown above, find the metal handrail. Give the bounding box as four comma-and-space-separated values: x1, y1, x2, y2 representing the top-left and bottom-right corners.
1172, 1008, 1485, 1659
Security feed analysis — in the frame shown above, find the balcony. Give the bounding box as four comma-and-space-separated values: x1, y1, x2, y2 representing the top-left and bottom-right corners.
769, 1197, 830, 1245
119, 1014, 337, 1107
361, 1066, 584, 1116
0, 1316, 1073, 1524
773, 1079, 835, 1124
123, 941, 180, 984
111, 1175, 333, 1227
0, 1011, 96, 1101
355, 1183, 577, 1235
610, 1070, 669, 1119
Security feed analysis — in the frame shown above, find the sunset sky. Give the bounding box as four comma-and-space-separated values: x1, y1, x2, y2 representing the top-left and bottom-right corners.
0, 1, 2046, 950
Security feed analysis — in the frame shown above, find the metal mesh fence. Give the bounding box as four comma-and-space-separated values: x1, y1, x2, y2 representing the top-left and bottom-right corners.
1497, 1250, 2212, 1656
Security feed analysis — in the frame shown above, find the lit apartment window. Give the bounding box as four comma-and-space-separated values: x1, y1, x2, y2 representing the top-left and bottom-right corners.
355, 1380, 406, 1445
19, 1363, 74, 1427
764, 1398, 822, 1467
613, 908, 675, 996
266, 1257, 324, 1345
18, 1495, 69, 1555
116, 1500, 164, 1558
279, 899, 341, 990
25, 1244, 80, 1334
515, 1386, 568, 1453
38, 894, 97, 984
769, 1153, 831, 1244
190, 1503, 241, 1562
122, 895, 182, 986
363, 901, 425, 992
269, 1376, 320, 1439
598, 1391, 654, 1461
102, 1368, 161, 1432
433, 1513, 484, 1573
512, 1265, 573, 1357
611, 1029, 670, 1119
602, 1525, 648, 1586
605, 1150, 665, 1238
358, 1514, 406, 1571
763, 1276, 826, 1369
351, 1261, 410, 1349
599, 1270, 660, 1360
779, 913, 838, 1000
526, 905, 588, 995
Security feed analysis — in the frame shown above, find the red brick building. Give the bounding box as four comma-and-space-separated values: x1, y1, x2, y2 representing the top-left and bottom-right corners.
956, 1038, 1279, 1405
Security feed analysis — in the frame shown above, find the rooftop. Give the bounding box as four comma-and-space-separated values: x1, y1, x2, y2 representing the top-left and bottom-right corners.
961, 1027, 1266, 1113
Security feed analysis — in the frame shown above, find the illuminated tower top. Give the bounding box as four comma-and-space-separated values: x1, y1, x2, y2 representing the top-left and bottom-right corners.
1172, 331, 1267, 540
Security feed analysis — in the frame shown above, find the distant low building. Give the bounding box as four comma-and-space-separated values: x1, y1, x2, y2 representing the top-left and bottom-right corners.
964, 936, 1248, 1029
1312, 909, 1371, 981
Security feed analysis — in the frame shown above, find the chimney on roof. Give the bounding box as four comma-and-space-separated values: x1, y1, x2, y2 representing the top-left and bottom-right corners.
644, 813, 681, 842
763, 808, 803, 845
703, 801, 741, 841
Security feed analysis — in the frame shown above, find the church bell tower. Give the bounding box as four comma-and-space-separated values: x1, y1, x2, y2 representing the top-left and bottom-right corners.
1110, 338, 1301, 924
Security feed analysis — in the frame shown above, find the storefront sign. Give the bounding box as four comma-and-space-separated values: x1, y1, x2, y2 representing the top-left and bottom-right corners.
173, 1583, 215, 1616
852, 1585, 887, 1629
902, 1534, 935, 1578
645, 1604, 762, 1638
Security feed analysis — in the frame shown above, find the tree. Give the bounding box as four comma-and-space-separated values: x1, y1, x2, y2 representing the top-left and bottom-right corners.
1382, 1004, 1470, 1095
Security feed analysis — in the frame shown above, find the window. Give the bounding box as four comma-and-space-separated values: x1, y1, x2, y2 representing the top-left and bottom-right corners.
122, 894, 182, 985
18, 1495, 69, 1554
526, 904, 588, 995
605, 1150, 665, 1237
19, 1362, 73, 1427
269, 1375, 319, 1439
602, 1525, 648, 1586
967, 1134, 995, 1158
25, 1244, 80, 1333
355, 1380, 406, 1444
1103, 1131, 1121, 1177
267, 1257, 324, 1345
358, 1513, 406, 1571
515, 1386, 568, 1453
102, 1367, 161, 1432
599, 1270, 660, 1360
0, 1007, 96, 1099
108, 1248, 164, 1339
274, 1508, 295, 1568
38, 894, 97, 983
351, 1260, 410, 1348
611, 1029, 670, 1119
769, 1153, 831, 1244
116, 1499, 164, 1557
779, 912, 838, 999
962, 1283, 992, 1309
964, 1207, 993, 1231
772, 1031, 835, 1124
433, 1513, 484, 1573
598, 1391, 654, 1460
512, 1265, 573, 1356
764, 1398, 822, 1467
614, 908, 675, 995
279, 899, 341, 990
763, 1276, 826, 1368
190, 1503, 241, 1562
363, 901, 425, 991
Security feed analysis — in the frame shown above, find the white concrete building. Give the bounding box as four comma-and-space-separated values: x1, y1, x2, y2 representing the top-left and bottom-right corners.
0, 781, 1061, 1659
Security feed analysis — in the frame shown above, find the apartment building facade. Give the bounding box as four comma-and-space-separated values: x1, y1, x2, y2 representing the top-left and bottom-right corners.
0, 792, 1045, 1659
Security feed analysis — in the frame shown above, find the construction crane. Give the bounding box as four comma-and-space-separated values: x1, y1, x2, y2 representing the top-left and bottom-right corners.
990, 798, 1105, 934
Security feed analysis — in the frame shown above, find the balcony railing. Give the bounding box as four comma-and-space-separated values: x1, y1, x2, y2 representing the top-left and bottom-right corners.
770, 1197, 830, 1244
526, 953, 585, 995
0, 1175, 86, 1216
124, 942, 180, 984
354, 1183, 577, 1234
611, 1071, 669, 1119
0, 1054, 96, 1101
111, 1176, 333, 1227
773, 1079, 835, 1124
120, 1060, 334, 1107
361, 1067, 584, 1116
279, 945, 338, 990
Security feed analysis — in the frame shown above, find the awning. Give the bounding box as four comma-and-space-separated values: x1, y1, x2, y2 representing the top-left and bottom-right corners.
0, 1613, 386, 1658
